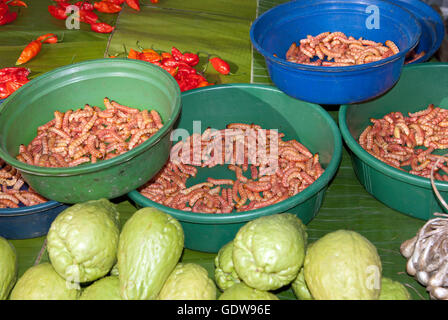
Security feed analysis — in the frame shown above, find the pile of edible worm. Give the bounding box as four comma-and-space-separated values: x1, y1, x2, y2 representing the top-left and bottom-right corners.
139, 123, 324, 213
285, 31, 400, 66
359, 104, 448, 180
17, 98, 163, 167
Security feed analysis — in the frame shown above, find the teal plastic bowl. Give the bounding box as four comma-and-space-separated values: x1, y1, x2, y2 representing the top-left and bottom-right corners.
0, 59, 181, 204
339, 63, 448, 220
128, 84, 342, 252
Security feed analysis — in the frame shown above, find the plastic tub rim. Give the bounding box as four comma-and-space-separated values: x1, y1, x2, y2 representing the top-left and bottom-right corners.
250, 0, 422, 73
0, 200, 66, 217
339, 63, 448, 191
128, 83, 343, 224
0, 58, 182, 177
395, 0, 445, 64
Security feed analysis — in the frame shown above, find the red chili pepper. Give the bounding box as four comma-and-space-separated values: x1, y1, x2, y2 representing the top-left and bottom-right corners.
162, 57, 179, 68
0, 10, 16, 25
104, 0, 125, 4
161, 52, 172, 59
171, 46, 184, 61
139, 50, 161, 63
48, 5, 68, 20
56, 1, 72, 9
93, 1, 122, 13
177, 65, 197, 75
0, 2, 8, 15
127, 48, 140, 59
125, 0, 139, 11
16, 40, 42, 65
0, 83, 9, 99
150, 0, 158, 3
5, 80, 25, 93
90, 21, 114, 33
182, 52, 199, 66
210, 57, 230, 75
79, 9, 98, 24
75, 1, 94, 11
6, 0, 27, 7
162, 66, 178, 77
0, 67, 30, 83
36, 33, 58, 44
197, 81, 211, 88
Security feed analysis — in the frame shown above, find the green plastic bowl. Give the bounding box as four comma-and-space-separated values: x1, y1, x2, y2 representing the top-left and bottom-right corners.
128, 84, 342, 252
339, 63, 448, 221
0, 59, 181, 204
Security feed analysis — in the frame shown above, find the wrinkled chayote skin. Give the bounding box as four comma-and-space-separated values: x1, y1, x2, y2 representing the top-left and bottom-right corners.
291, 268, 313, 300
218, 282, 279, 300
47, 199, 120, 284
118, 207, 184, 300
10, 263, 80, 300
304, 230, 382, 300
232, 213, 308, 291
79, 276, 121, 300
214, 241, 240, 291
379, 277, 411, 300
158, 263, 216, 300
0, 237, 17, 300
110, 263, 119, 277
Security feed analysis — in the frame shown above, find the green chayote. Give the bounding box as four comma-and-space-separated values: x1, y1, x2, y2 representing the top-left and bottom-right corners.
218, 282, 279, 300
10, 263, 80, 300
214, 241, 240, 291
232, 213, 307, 291
379, 277, 411, 300
0, 236, 17, 300
158, 263, 216, 300
304, 230, 382, 300
292, 268, 313, 300
46, 199, 120, 283
118, 207, 184, 300
79, 276, 121, 300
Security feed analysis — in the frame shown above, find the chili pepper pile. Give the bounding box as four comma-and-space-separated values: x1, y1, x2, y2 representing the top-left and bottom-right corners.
126, 46, 213, 91
16, 33, 59, 65
47, 0, 155, 33
0, 67, 30, 99
0, 0, 27, 26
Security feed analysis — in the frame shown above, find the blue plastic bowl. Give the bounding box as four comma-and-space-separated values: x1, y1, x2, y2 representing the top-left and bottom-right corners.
0, 201, 68, 239
0, 98, 68, 239
250, 0, 422, 105
394, 0, 445, 64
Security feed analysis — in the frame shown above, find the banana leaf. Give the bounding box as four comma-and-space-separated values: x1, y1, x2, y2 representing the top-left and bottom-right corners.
106, 4, 255, 84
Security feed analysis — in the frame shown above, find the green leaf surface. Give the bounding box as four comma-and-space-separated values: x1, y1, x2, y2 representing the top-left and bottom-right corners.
107, 4, 254, 84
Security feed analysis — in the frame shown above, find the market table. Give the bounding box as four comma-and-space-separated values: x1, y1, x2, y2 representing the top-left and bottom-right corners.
1, 0, 433, 300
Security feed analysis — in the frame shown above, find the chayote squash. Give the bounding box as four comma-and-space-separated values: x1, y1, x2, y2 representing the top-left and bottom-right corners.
79, 276, 121, 300
158, 263, 216, 300
304, 230, 382, 300
214, 241, 240, 291
46, 199, 120, 284
291, 267, 313, 300
0, 236, 17, 300
232, 213, 308, 291
379, 277, 411, 300
118, 207, 184, 300
10, 263, 80, 300
218, 282, 279, 300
